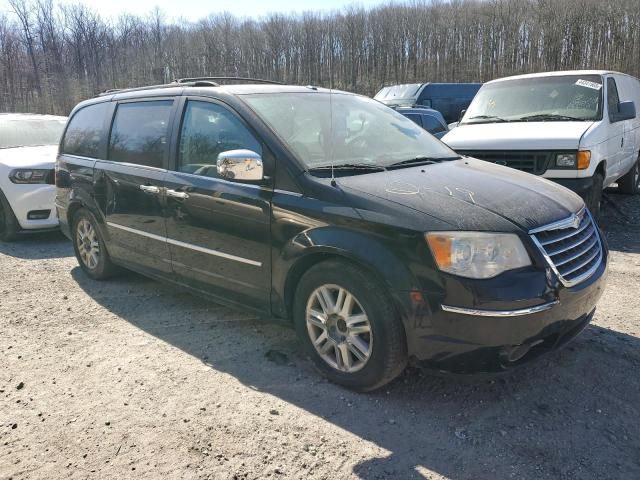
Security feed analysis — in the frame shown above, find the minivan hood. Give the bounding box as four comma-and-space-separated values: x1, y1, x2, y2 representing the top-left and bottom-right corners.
338, 158, 584, 232
0, 145, 58, 169
442, 121, 594, 150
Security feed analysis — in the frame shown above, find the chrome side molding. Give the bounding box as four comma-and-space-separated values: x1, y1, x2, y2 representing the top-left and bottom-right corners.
106, 222, 262, 267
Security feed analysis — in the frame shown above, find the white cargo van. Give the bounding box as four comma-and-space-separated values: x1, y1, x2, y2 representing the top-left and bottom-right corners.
442, 70, 640, 216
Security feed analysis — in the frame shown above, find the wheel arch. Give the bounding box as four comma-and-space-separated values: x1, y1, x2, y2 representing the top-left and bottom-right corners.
282, 250, 391, 322
595, 159, 607, 177
274, 227, 420, 331
65, 194, 109, 243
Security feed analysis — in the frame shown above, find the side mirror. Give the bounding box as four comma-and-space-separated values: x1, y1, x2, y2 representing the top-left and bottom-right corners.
217, 149, 263, 182
458, 109, 467, 123
611, 101, 636, 122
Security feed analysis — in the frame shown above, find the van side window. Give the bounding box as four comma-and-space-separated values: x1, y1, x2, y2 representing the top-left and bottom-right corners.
62, 102, 109, 158
108, 101, 173, 168
177, 100, 262, 177
607, 78, 620, 118
422, 115, 446, 134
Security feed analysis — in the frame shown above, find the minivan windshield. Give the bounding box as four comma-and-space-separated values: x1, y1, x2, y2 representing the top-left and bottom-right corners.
462, 75, 603, 124
243, 92, 457, 171
0, 116, 67, 149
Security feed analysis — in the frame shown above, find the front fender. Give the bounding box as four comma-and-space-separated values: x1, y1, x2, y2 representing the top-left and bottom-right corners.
272, 225, 425, 336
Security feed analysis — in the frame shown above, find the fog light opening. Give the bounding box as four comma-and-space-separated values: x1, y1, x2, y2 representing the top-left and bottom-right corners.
27, 210, 51, 220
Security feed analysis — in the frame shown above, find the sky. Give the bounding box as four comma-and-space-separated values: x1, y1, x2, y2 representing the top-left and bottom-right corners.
1, 0, 390, 22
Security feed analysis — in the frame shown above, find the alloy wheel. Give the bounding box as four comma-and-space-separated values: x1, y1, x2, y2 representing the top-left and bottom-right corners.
305, 284, 373, 373
76, 219, 100, 270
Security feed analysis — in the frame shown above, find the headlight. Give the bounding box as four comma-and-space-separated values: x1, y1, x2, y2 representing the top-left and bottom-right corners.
9, 169, 50, 184
555, 151, 590, 169
555, 153, 576, 168
425, 232, 531, 279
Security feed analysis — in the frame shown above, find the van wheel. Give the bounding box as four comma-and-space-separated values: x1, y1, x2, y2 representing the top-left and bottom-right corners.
0, 189, 19, 242
619, 156, 640, 195
583, 173, 603, 220
294, 260, 407, 392
72, 208, 117, 280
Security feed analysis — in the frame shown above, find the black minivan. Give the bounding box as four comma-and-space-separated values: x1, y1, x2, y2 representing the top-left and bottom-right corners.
56, 79, 608, 391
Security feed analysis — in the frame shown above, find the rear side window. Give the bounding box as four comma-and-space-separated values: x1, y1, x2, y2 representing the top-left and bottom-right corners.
63, 103, 109, 158
108, 101, 173, 168
422, 115, 446, 134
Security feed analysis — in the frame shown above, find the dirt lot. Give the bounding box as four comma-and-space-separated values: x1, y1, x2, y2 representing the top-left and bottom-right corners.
1, 192, 639, 480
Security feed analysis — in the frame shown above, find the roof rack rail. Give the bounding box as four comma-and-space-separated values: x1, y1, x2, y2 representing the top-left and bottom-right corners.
98, 77, 281, 97
98, 82, 187, 97
175, 76, 283, 85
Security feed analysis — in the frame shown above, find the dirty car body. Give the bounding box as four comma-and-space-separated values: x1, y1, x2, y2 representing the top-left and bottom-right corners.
56, 84, 607, 387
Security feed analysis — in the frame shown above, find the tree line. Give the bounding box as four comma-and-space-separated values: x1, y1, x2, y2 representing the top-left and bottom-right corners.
1, 0, 640, 116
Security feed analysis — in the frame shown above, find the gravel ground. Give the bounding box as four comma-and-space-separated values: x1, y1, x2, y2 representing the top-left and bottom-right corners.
1, 192, 640, 480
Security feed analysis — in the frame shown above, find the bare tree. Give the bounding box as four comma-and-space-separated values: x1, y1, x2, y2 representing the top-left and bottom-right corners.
2, 0, 640, 115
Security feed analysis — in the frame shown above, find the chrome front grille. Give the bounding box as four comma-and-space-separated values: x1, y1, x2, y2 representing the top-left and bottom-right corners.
530, 208, 603, 287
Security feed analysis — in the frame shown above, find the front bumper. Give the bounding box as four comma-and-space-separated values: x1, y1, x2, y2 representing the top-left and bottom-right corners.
404, 246, 607, 373
2, 183, 58, 230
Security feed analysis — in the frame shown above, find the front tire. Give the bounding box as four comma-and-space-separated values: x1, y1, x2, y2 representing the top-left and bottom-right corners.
294, 260, 407, 392
0, 190, 20, 242
582, 172, 603, 220
619, 156, 640, 195
72, 208, 117, 280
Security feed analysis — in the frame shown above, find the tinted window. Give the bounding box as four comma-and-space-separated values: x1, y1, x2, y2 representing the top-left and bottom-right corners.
422, 115, 446, 134
607, 78, 620, 117
403, 113, 422, 126
109, 101, 173, 168
63, 103, 109, 157
177, 100, 262, 177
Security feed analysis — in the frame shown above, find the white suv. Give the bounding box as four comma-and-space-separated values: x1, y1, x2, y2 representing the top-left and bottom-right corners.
0, 114, 67, 241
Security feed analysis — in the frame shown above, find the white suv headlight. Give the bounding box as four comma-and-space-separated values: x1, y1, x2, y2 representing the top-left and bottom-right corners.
9, 168, 50, 184
425, 232, 531, 279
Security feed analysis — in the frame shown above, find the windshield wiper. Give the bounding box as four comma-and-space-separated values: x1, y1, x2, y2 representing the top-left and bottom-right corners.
515, 113, 586, 122
464, 115, 509, 124
308, 163, 386, 172
388, 156, 460, 169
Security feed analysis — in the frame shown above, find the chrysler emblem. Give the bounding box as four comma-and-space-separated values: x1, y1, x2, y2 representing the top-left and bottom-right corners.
572, 210, 585, 229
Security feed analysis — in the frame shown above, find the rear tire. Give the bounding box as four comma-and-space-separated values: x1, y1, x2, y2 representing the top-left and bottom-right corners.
293, 260, 407, 392
582, 172, 603, 221
619, 156, 640, 195
0, 189, 20, 242
72, 208, 117, 280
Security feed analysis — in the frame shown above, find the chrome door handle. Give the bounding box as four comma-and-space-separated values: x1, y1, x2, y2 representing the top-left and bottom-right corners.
166, 189, 189, 199
140, 185, 160, 194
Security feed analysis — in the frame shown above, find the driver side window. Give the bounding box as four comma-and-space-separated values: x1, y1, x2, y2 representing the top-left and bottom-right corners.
177, 100, 262, 177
